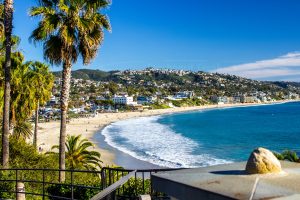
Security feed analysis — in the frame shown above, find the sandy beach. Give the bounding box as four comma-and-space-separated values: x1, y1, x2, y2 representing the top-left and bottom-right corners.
35, 101, 291, 167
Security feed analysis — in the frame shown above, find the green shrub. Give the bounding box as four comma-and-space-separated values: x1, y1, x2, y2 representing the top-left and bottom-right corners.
273, 150, 300, 162
9, 137, 58, 169
273, 152, 284, 160
119, 178, 151, 197
0, 171, 15, 199
150, 102, 170, 109
171, 100, 182, 107
46, 184, 100, 200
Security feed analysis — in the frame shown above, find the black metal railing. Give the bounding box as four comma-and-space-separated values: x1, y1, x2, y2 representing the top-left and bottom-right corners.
100, 167, 182, 200
0, 167, 181, 200
0, 168, 102, 200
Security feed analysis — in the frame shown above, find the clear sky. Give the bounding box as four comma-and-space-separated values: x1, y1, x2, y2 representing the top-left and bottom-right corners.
14, 0, 300, 81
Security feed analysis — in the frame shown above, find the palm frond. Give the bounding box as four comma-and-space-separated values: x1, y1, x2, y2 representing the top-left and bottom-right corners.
12, 121, 33, 140
48, 134, 103, 170
30, 0, 111, 66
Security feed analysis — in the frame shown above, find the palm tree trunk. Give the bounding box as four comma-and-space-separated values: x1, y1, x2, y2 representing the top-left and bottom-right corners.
11, 104, 15, 125
33, 101, 39, 148
2, 0, 13, 169
59, 62, 72, 182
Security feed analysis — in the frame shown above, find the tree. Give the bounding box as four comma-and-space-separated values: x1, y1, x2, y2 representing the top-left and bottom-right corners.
1, 52, 35, 140
89, 84, 96, 93
49, 135, 102, 170
1, 52, 53, 144
11, 121, 32, 140
107, 82, 118, 95
2, 0, 14, 168
26, 61, 54, 148
9, 52, 33, 125
30, 0, 111, 182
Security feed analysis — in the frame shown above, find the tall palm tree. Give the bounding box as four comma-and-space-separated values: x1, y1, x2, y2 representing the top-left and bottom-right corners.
49, 135, 102, 170
30, 0, 111, 181
1, 53, 51, 141
0, 3, 4, 50
26, 61, 54, 148
1, 52, 36, 128
2, 0, 14, 168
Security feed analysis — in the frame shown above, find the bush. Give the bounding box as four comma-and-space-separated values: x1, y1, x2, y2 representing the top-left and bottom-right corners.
0, 137, 104, 199
119, 178, 151, 197
150, 102, 170, 109
9, 137, 58, 169
273, 150, 300, 162
47, 184, 100, 200
0, 171, 15, 199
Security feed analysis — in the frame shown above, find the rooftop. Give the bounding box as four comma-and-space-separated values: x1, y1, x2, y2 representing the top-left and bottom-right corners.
152, 161, 300, 200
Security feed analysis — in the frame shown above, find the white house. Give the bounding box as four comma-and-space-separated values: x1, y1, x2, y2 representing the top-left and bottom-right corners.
173, 91, 194, 99
112, 95, 134, 105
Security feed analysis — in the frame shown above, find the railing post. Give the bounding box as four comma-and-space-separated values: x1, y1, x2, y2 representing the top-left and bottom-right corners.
150, 172, 153, 195
42, 169, 45, 200
142, 172, 145, 194
121, 171, 124, 194
16, 182, 25, 200
16, 170, 25, 200
15, 169, 18, 199
101, 169, 106, 190
108, 169, 111, 186
71, 170, 74, 200
116, 170, 119, 195
134, 171, 137, 196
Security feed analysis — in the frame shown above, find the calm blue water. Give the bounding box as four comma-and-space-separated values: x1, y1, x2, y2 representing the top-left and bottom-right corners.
101, 102, 300, 168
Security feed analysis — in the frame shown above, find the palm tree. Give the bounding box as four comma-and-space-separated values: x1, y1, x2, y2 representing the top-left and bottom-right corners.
9, 52, 32, 125
2, 0, 14, 168
49, 135, 102, 170
11, 121, 32, 140
1, 52, 38, 133
26, 61, 54, 148
1, 53, 52, 142
30, 0, 111, 181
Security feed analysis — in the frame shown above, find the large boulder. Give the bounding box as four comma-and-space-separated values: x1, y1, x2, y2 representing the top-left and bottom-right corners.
246, 147, 282, 174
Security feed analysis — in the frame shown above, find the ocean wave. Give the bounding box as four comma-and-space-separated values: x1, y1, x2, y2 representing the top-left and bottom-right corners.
101, 116, 231, 168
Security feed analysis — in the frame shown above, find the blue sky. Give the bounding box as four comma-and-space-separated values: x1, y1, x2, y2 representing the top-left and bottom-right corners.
14, 0, 300, 81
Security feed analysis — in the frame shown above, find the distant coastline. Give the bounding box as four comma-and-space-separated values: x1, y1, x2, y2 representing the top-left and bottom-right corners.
36, 99, 299, 167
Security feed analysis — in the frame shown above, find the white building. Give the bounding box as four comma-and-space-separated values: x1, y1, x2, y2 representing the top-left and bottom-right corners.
174, 91, 194, 99
112, 95, 134, 105
70, 107, 86, 114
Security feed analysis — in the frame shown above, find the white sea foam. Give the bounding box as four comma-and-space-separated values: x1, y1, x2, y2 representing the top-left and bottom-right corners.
101, 116, 231, 168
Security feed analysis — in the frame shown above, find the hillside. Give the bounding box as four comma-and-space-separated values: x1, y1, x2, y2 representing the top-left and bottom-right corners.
52, 68, 300, 98
53, 69, 120, 81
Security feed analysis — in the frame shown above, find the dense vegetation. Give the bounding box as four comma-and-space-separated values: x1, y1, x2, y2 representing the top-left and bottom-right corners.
53, 69, 118, 81
0, 0, 112, 197
0, 136, 106, 199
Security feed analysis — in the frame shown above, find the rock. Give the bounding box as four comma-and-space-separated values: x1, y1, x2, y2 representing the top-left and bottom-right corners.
246, 147, 282, 174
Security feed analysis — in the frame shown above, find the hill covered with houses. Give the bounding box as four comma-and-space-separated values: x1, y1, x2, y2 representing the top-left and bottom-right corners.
50, 68, 300, 113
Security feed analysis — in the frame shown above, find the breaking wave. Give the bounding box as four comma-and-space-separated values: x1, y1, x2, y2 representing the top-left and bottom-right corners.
101, 115, 230, 168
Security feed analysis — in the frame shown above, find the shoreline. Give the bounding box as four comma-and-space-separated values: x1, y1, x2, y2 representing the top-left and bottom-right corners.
36, 100, 298, 167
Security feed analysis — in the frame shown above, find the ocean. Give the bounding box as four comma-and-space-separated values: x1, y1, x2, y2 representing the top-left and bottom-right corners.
101, 102, 300, 168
